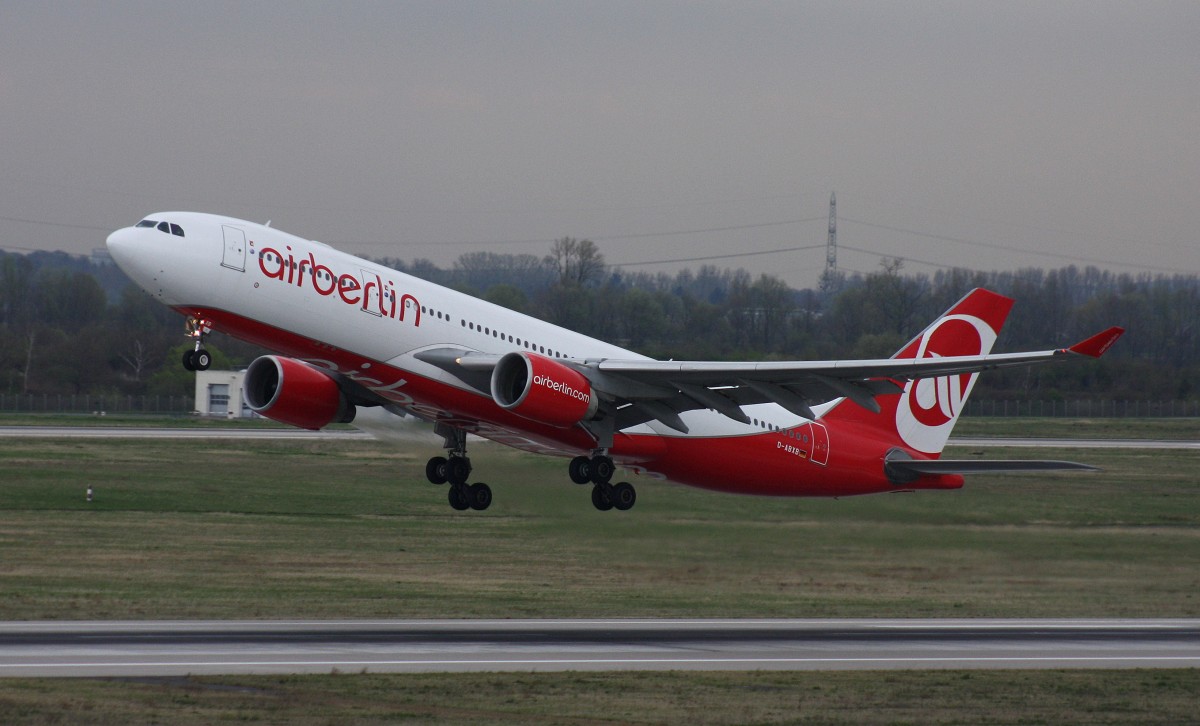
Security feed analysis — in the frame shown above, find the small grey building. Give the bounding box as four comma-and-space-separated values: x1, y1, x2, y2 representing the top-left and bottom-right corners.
194, 369, 250, 418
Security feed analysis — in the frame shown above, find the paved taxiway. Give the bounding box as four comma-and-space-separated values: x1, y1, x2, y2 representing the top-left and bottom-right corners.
1, 619, 1197, 677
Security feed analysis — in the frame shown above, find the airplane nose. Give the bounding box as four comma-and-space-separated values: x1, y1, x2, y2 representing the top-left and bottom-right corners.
106, 226, 131, 249
105, 226, 138, 266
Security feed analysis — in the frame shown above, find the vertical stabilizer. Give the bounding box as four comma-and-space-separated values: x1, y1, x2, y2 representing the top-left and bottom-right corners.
824, 288, 1014, 456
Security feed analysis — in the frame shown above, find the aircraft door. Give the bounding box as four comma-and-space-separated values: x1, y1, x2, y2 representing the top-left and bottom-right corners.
808, 421, 830, 466
358, 268, 382, 316
221, 226, 247, 271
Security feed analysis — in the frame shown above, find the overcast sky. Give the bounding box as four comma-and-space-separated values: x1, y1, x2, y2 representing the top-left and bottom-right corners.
2, 1, 1197, 288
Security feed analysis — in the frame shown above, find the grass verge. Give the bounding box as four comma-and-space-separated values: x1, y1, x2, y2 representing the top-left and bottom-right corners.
1, 670, 1199, 725
1, 432, 1197, 619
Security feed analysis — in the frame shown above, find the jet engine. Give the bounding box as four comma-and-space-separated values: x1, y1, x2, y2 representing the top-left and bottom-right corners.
490, 352, 598, 428
243, 355, 356, 430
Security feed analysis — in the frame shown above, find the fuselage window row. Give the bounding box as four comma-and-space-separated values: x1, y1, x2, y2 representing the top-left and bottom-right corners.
461, 318, 563, 358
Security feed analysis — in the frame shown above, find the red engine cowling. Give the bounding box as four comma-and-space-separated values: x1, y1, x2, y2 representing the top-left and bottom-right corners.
490, 352, 598, 428
243, 355, 355, 430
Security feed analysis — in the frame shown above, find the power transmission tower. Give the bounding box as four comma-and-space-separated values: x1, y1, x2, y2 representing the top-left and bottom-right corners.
820, 192, 840, 300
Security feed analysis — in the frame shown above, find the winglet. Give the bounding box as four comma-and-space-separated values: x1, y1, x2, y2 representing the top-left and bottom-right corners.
1067, 326, 1125, 358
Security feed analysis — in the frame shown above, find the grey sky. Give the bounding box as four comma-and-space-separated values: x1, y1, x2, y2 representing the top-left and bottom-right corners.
2, 1, 1197, 288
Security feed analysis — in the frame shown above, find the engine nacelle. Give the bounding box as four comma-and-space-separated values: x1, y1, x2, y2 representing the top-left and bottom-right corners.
490, 352, 598, 428
243, 355, 355, 430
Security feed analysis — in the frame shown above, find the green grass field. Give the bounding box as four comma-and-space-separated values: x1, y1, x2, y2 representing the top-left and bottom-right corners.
2, 670, 1198, 725
1, 418, 1198, 723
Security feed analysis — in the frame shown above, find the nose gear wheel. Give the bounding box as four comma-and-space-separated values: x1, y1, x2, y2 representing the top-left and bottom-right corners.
181, 316, 213, 371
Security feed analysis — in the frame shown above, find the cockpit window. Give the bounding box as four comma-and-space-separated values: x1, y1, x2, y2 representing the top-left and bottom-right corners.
137, 218, 185, 236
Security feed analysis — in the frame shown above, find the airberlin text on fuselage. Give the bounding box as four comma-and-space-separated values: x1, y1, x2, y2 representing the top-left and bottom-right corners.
532, 374, 591, 404
257, 245, 421, 325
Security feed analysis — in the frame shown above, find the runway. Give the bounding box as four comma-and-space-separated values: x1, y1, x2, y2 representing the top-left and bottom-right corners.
0, 426, 369, 440
1, 619, 1197, 677
950, 437, 1200, 450
2, 425, 1197, 449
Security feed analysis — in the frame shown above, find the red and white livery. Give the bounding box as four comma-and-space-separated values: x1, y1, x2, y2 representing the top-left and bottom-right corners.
107, 213, 1124, 512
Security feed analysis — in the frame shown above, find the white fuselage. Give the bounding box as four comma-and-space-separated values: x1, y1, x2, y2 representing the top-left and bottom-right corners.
106, 212, 912, 497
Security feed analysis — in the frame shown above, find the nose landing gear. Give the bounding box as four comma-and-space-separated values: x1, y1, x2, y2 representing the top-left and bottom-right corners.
181, 316, 213, 371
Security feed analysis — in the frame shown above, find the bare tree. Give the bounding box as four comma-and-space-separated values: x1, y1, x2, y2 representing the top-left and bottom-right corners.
547, 237, 605, 287
21, 330, 35, 393
119, 340, 149, 382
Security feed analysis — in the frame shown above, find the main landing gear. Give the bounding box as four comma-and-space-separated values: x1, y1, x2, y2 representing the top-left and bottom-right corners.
569, 454, 637, 512
422, 425, 634, 513
425, 454, 492, 511
425, 424, 492, 511
181, 316, 213, 372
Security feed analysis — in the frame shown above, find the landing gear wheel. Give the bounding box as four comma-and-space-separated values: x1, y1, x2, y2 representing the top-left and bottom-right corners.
590, 456, 615, 485
425, 456, 449, 485
192, 348, 212, 371
611, 482, 636, 511
448, 483, 471, 511
446, 457, 472, 486
591, 483, 614, 511
181, 349, 197, 371
568, 456, 591, 485
467, 482, 492, 511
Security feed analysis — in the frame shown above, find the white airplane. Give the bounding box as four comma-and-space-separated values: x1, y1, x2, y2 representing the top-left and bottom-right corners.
107, 212, 1123, 512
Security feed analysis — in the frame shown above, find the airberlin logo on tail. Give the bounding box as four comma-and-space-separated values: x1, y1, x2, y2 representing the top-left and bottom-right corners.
895, 314, 997, 454
533, 374, 591, 404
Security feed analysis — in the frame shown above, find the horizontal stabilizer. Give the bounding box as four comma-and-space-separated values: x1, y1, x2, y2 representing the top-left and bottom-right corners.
888, 458, 1099, 477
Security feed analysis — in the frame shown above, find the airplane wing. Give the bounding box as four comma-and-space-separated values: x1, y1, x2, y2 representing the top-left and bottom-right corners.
416, 326, 1125, 434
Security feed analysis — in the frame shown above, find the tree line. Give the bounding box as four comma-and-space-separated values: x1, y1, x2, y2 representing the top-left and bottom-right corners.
1, 239, 1196, 402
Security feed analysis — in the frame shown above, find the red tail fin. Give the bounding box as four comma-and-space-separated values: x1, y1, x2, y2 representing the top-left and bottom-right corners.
823, 288, 1014, 456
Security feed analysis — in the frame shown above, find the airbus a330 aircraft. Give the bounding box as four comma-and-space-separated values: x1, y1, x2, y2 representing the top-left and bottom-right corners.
107, 213, 1123, 512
